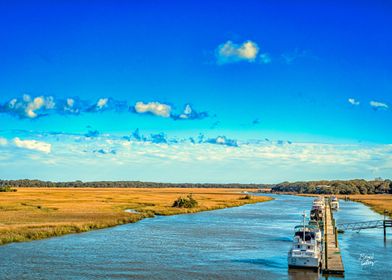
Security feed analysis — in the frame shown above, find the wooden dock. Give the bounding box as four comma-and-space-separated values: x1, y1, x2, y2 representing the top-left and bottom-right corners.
321, 199, 345, 276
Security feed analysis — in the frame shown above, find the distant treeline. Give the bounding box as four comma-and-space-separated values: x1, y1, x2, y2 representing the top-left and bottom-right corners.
0, 179, 261, 189
2, 179, 392, 194
270, 179, 392, 194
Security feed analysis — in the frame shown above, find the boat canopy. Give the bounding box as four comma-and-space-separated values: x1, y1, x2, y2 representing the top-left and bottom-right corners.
294, 231, 316, 241
294, 225, 318, 230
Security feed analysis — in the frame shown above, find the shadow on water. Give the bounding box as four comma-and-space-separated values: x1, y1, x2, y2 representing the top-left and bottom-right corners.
288, 268, 320, 280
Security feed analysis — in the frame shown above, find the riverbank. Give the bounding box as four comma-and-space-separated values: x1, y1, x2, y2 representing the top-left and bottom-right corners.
0, 187, 272, 245
277, 192, 392, 218
341, 194, 392, 217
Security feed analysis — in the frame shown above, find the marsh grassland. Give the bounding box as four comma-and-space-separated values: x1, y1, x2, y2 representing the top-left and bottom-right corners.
0, 188, 272, 245
343, 194, 392, 217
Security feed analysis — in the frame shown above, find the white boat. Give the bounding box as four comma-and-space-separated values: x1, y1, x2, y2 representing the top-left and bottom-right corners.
308, 220, 322, 243
288, 212, 322, 269
312, 197, 325, 212
331, 196, 339, 210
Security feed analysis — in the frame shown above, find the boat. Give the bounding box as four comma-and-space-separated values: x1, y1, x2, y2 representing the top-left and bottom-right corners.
331, 196, 339, 210
288, 212, 322, 270
311, 197, 325, 212
310, 208, 323, 223
307, 220, 322, 243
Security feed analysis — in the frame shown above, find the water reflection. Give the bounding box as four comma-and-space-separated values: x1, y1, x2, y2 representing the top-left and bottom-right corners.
288, 268, 320, 280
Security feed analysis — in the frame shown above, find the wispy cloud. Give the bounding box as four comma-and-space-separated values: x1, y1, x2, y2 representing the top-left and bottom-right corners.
216, 40, 270, 65
348, 98, 360, 106
63, 98, 80, 114
252, 118, 260, 125
259, 53, 271, 64
85, 130, 100, 138
210, 121, 220, 129
370, 100, 389, 110
123, 128, 146, 142
93, 148, 116, 155
281, 49, 318, 64
13, 137, 51, 153
1, 131, 391, 182
150, 133, 168, 144
205, 136, 238, 147
0, 137, 8, 146
123, 129, 179, 145
85, 97, 128, 113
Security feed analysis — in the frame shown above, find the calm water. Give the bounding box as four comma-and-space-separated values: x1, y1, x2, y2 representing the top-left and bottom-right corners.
0, 194, 391, 280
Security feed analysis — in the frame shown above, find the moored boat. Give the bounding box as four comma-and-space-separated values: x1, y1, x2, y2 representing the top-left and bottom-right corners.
288, 212, 322, 270
307, 220, 322, 243
311, 197, 325, 212
310, 208, 323, 223
331, 196, 339, 210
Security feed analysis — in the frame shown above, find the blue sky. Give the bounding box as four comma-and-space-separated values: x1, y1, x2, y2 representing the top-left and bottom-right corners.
0, 0, 391, 182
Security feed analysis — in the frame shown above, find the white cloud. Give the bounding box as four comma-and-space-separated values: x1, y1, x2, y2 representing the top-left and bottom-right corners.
6, 94, 56, 118
0, 137, 8, 146
44, 96, 56, 109
22, 94, 31, 103
216, 40, 260, 64
173, 104, 208, 120
8, 98, 17, 108
13, 137, 52, 153
206, 136, 238, 147
66, 98, 75, 107
26, 95, 55, 118
2, 96, 207, 120
1, 131, 392, 182
63, 98, 79, 114
96, 98, 109, 110
134, 101, 171, 118
179, 104, 192, 119
370, 101, 388, 110
348, 98, 360, 106
25, 96, 45, 118
216, 137, 226, 144
183, 104, 192, 115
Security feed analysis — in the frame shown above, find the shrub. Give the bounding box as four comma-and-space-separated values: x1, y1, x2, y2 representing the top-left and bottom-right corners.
240, 194, 252, 200
0, 186, 17, 192
172, 194, 198, 208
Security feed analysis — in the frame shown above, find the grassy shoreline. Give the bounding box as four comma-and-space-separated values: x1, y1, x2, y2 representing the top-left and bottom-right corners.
278, 192, 392, 218
0, 188, 272, 245
339, 194, 392, 217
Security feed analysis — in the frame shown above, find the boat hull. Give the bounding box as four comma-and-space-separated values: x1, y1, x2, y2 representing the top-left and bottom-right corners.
288, 256, 320, 269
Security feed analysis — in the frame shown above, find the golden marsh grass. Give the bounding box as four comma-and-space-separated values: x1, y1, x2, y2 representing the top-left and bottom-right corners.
341, 194, 392, 217
0, 187, 272, 245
